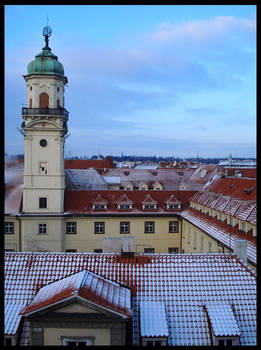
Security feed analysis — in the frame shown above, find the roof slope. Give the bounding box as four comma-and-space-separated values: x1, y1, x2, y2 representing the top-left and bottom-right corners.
20, 269, 132, 318
5, 252, 256, 346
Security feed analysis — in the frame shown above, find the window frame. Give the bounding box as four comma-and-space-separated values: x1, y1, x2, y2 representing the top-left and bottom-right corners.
120, 221, 130, 234
39, 197, 47, 209
5, 222, 14, 234
168, 247, 179, 254
144, 247, 155, 253
169, 221, 179, 233
66, 222, 77, 234
144, 221, 155, 234
94, 222, 105, 234
38, 223, 47, 235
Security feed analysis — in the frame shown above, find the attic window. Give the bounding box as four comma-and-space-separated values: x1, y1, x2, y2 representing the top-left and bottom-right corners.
167, 204, 180, 210
143, 204, 156, 210
118, 204, 132, 210
93, 204, 107, 210
124, 171, 129, 176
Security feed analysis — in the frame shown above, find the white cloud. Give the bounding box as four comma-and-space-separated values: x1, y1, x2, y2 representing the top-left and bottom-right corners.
148, 15, 256, 44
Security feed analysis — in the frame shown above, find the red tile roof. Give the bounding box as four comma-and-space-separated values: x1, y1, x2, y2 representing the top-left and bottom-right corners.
181, 208, 256, 265
65, 157, 114, 170
5, 252, 256, 345
206, 177, 256, 200
20, 269, 132, 318
64, 190, 196, 214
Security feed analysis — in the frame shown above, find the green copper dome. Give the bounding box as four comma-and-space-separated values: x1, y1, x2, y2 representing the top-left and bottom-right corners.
26, 46, 65, 77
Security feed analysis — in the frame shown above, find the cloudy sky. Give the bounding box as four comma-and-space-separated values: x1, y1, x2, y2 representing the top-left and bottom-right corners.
5, 5, 256, 158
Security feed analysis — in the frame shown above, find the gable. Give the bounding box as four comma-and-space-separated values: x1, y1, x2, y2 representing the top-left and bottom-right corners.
56, 301, 100, 314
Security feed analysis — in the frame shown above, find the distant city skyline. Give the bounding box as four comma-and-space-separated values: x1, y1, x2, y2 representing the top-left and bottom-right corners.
5, 5, 256, 158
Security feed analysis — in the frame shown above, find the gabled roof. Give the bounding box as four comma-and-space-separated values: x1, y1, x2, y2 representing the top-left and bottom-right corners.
116, 194, 134, 205
165, 194, 181, 205
91, 194, 108, 205
20, 269, 132, 318
141, 194, 157, 205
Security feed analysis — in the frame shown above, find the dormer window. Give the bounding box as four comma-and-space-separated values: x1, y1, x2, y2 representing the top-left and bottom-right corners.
143, 204, 156, 210
94, 204, 107, 210
167, 204, 181, 210
117, 194, 134, 211
218, 212, 223, 221
139, 182, 148, 190
119, 204, 132, 210
91, 194, 108, 211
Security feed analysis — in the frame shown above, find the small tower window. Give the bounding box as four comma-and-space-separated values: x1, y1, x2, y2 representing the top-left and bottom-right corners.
40, 92, 49, 108
39, 197, 47, 209
57, 99, 60, 108
57, 87, 60, 92
29, 98, 32, 108
40, 162, 48, 174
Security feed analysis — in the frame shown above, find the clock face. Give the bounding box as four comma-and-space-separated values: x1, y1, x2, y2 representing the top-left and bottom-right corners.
43, 26, 52, 37
40, 139, 47, 147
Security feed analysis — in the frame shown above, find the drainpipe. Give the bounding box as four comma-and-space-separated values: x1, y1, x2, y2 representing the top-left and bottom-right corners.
17, 216, 22, 251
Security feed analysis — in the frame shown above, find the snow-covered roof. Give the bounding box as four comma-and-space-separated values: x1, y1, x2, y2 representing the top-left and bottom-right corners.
20, 269, 132, 318
65, 168, 108, 190
5, 252, 256, 345
205, 303, 241, 337
140, 301, 169, 337
180, 209, 256, 266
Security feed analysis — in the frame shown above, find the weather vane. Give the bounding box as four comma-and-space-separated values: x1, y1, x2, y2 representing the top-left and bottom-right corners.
42, 22, 52, 49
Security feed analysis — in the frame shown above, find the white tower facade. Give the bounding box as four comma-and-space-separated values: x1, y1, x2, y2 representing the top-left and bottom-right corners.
22, 26, 68, 214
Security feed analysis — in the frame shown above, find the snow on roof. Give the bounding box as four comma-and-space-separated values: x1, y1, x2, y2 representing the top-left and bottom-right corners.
205, 303, 241, 337
103, 176, 121, 184
5, 184, 23, 214
180, 209, 256, 266
140, 301, 169, 337
5, 252, 256, 345
65, 169, 108, 190
20, 269, 132, 318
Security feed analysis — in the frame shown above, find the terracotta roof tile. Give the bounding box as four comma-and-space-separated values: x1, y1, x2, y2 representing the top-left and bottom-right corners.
5, 252, 256, 345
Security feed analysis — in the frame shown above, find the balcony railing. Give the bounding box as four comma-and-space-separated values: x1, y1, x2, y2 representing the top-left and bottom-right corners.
22, 107, 69, 118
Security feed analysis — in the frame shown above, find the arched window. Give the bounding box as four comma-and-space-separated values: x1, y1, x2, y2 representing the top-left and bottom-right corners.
29, 98, 32, 108
57, 99, 60, 108
40, 93, 49, 108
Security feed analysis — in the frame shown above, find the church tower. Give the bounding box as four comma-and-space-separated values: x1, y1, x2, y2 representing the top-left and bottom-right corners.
22, 26, 68, 214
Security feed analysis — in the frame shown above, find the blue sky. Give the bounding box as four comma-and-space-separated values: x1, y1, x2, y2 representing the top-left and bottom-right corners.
5, 5, 256, 158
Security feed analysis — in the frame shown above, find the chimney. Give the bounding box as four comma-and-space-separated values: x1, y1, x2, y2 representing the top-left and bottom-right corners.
234, 239, 248, 262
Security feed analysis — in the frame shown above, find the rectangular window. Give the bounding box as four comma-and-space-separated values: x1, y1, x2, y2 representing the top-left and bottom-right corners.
144, 221, 155, 233
66, 222, 77, 234
168, 247, 179, 253
209, 242, 212, 253
39, 197, 47, 208
38, 224, 47, 234
95, 222, 105, 234
169, 221, 179, 233
120, 221, 130, 234
94, 249, 102, 253
65, 249, 77, 253
39, 162, 47, 175
201, 236, 204, 251
241, 222, 246, 232
119, 204, 131, 210
5, 222, 14, 234
168, 204, 180, 209
143, 204, 156, 210
94, 204, 106, 210
144, 247, 155, 253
